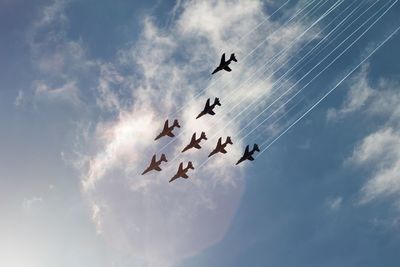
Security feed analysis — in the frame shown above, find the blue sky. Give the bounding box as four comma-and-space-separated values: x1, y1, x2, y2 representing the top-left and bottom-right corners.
1, 0, 400, 266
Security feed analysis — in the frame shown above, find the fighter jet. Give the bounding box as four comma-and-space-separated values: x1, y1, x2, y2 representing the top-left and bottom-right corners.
236, 144, 260, 165
169, 161, 194, 183
154, 119, 180, 141
142, 154, 168, 175
211, 53, 237, 75
196, 98, 221, 119
208, 136, 233, 157
182, 132, 207, 152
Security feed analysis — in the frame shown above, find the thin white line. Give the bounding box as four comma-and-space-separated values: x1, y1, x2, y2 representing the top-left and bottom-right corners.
233, 0, 368, 139
204, 0, 362, 146
198, 0, 398, 169
259, 25, 400, 155
154, 0, 332, 155
169, 0, 319, 118
226, 0, 391, 142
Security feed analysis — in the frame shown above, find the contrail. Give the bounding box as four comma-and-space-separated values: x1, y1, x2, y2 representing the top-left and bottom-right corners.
217, 0, 391, 143
156, 0, 341, 157
196, 94, 305, 169
258, 24, 400, 156
169, 0, 320, 118
239, 0, 326, 62
196, 0, 397, 170
161, 0, 343, 170
153, 0, 334, 154
252, 96, 309, 144
215, 0, 342, 108
243, 0, 397, 143
201, 0, 365, 145
223, 0, 368, 115
223, 0, 293, 55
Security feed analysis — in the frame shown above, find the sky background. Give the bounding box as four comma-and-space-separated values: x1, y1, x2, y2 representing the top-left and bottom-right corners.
1, 0, 400, 266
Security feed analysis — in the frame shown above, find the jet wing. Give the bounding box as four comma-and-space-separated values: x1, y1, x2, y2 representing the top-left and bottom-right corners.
151, 154, 156, 164
194, 144, 201, 149
182, 173, 189, 178
166, 132, 175, 137
208, 110, 215, 115
220, 53, 226, 66
248, 156, 255, 161
220, 148, 227, 154
244, 145, 250, 155
223, 66, 232, 72
154, 166, 162, 171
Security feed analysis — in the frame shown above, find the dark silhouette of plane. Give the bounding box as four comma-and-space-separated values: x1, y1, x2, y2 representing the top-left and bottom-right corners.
182, 132, 207, 152
142, 154, 168, 175
236, 144, 260, 165
211, 53, 237, 75
154, 119, 180, 140
196, 98, 221, 119
208, 136, 233, 157
169, 161, 194, 183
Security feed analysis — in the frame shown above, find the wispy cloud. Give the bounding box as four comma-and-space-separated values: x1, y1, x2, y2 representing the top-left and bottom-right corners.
29, 0, 318, 265
327, 64, 375, 121
14, 90, 25, 106
22, 196, 43, 210
327, 196, 343, 211
338, 64, 400, 205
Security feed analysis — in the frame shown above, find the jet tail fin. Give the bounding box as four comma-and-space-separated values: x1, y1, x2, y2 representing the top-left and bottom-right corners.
214, 97, 221, 106
226, 136, 233, 145
253, 144, 260, 152
230, 53, 237, 62
187, 161, 194, 170
160, 153, 167, 162
173, 119, 180, 128
200, 131, 207, 140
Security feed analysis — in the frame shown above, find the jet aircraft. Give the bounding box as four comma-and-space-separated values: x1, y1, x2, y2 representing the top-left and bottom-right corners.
208, 136, 233, 157
211, 53, 237, 75
154, 119, 180, 141
236, 144, 260, 165
169, 161, 194, 183
182, 132, 207, 152
141, 154, 168, 175
196, 98, 221, 119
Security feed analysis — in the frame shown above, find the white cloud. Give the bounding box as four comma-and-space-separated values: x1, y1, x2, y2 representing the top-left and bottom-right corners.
33, 80, 82, 106
30, 0, 319, 265
327, 196, 343, 211
14, 90, 25, 106
327, 64, 374, 121
339, 64, 400, 205
22, 197, 43, 210
26, 0, 96, 108
351, 128, 400, 204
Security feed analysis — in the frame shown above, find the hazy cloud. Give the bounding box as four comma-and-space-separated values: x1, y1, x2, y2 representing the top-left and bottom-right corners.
29, 0, 319, 265
327, 196, 343, 211
327, 64, 375, 121
340, 64, 400, 205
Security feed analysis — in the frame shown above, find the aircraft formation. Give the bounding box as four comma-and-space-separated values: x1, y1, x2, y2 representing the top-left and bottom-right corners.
142, 53, 260, 183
